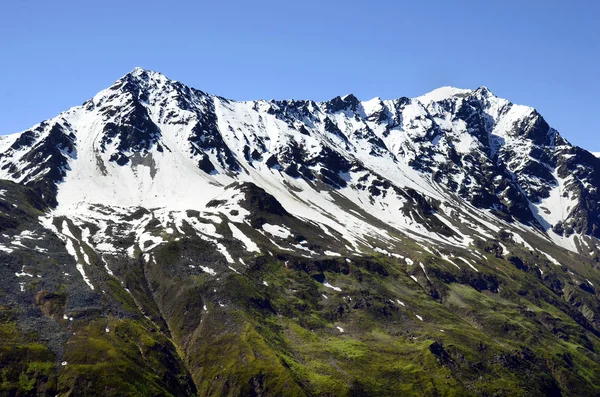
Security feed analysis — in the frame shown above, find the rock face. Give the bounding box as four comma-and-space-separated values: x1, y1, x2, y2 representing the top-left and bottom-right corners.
1, 69, 600, 396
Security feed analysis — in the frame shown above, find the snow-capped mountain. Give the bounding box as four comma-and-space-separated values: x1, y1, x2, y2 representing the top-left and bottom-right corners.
2, 68, 600, 396
2, 68, 600, 255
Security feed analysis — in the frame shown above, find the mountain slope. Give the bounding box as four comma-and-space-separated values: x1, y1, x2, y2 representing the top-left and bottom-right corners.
1, 68, 600, 396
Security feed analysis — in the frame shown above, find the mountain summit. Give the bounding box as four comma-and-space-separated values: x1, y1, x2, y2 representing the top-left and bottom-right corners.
1, 69, 600, 396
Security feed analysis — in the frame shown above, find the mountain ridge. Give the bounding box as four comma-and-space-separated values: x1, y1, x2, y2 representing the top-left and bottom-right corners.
1, 67, 597, 246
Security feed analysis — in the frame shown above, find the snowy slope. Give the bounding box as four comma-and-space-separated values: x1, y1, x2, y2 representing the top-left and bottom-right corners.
1, 67, 600, 260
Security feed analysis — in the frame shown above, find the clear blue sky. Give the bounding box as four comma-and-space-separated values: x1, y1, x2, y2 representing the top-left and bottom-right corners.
1, 0, 599, 150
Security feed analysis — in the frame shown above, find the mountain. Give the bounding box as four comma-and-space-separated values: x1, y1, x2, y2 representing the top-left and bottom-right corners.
1, 68, 600, 396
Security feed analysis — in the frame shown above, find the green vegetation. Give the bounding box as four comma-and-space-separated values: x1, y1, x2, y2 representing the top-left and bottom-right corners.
0, 309, 57, 395
2, 183, 600, 396
56, 318, 195, 396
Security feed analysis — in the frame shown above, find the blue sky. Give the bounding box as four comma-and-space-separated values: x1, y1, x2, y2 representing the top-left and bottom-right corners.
1, 0, 599, 150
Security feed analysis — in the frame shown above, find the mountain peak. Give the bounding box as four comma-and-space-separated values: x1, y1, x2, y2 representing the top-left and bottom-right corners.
93, 67, 178, 107
129, 66, 147, 75
126, 66, 163, 78
341, 93, 359, 101
118, 67, 172, 88
416, 86, 472, 103
324, 93, 361, 112
474, 85, 496, 98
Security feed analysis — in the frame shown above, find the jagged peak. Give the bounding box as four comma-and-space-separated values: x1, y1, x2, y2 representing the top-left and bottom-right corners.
129, 66, 148, 75
88, 67, 183, 110
361, 96, 385, 116
125, 66, 166, 79
324, 94, 360, 112
112, 67, 174, 92
415, 86, 472, 104
474, 85, 494, 96
340, 93, 359, 102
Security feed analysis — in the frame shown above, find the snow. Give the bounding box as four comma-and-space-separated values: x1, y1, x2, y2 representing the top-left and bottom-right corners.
76, 264, 94, 290
61, 220, 77, 240
0, 245, 14, 253
11, 241, 27, 249
228, 223, 260, 253
18, 230, 42, 240
537, 266, 544, 275
541, 251, 561, 266
453, 132, 477, 154
440, 253, 461, 269
199, 266, 217, 276
362, 97, 383, 116
216, 242, 235, 263
52, 103, 229, 214
3, 90, 402, 261
2, 70, 596, 282
64, 238, 78, 261
336, 326, 344, 333
498, 242, 509, 256
262, 223, 291, 239
416, 87, 471, 104
511, 233, 534, 252
374, 247, 404, 259
292, 243, 317, 255
101, 256, 114, 276
415, 314, 424, 321
531, 169, 577, 227
15, 266, 34, 278
60, 234, 95, 290
419, 262, 431, 281
323, 281, 342, 292
457, 257, 479, 272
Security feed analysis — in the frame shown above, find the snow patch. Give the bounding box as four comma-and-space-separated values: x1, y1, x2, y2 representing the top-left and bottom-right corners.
262, 223, 291, 239
228, 223, 260, 253
323, 281, 342, 292
199, 266, 217, 276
